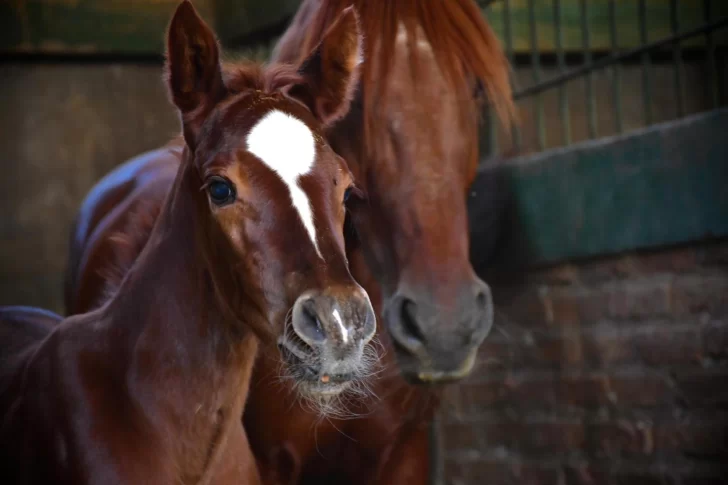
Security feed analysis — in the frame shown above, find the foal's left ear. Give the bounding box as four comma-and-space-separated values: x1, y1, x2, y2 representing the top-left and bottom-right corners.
287, 6, 363, 127
165, 0, 226, 144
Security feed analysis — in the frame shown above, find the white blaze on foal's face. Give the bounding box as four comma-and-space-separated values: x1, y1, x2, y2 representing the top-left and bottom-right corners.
246, 109, 322, 258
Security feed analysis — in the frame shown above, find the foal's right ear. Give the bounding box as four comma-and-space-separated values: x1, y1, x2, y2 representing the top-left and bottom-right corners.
286, 6, 363, 127
165, 0, 226, 143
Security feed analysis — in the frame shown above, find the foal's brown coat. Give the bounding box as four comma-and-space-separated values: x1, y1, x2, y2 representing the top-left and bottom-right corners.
2, 1, 367, 483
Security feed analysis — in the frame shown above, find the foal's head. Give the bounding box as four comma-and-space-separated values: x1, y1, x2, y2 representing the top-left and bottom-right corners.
288, 0, 515, 384
166, 1, 375, 398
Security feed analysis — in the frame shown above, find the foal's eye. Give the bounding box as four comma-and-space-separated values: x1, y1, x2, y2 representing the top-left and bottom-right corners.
207, 177, 236, 206
343, 187, 353, 204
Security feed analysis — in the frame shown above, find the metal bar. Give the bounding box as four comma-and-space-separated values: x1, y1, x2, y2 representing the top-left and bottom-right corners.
503, 0, 522, 151
670, 0, 685, 118
639, 0, 652, 125
482, 5, 498, 158
514, 17, 728, 100
428, 414, 444, 485
528, 0, 545, 149
488, 107, 498, 156
581, 0, 597, 138
554, 0, 571, 145
704, 0, 719, 107
609, 0, 623, 134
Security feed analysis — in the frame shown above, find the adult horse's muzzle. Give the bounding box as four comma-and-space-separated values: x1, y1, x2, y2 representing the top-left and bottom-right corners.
279, 287, 377, 396
384, 277, 494, 385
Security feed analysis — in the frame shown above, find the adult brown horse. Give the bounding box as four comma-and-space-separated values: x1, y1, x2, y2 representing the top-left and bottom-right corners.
1, 1, 375, 483
243, 0, 515, 483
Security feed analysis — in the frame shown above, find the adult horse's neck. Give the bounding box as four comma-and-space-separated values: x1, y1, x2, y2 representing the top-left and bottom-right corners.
97, 156, 259, 482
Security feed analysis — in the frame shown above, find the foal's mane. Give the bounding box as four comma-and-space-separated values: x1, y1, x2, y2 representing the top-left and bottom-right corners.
298, 0, 516, 149
100, 61, 304, 303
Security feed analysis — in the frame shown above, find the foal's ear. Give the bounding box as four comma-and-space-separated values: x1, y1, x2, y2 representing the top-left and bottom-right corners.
165, 0, 226, 142
287, 6, 362, 127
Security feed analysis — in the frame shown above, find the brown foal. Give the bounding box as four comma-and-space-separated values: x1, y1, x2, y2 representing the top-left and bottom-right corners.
61, 0, 515, 483
1, 2, 373, 484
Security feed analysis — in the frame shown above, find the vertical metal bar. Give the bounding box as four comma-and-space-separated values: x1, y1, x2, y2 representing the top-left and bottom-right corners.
428, 414, 444, 485
580, 0, 597, 138
554, 0, 571, 146
670, 0, 684, 118
528, 0, 545, 150
488, 107, 498, 156
503, 0, 522, 151
609, 0, 623, 134
638, 0, 652, 125
704, 0, 719, 107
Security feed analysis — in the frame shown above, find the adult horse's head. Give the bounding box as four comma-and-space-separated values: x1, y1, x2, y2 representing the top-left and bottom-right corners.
166, 1, 375, 397
275, 0, 515, 384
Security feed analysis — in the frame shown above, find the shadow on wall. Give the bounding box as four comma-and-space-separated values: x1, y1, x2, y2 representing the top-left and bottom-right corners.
0, 63, 179, 313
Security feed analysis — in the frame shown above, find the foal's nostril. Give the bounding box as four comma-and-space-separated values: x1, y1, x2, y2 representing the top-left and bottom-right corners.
293, 300, 327, 345
400, 298, 426, 344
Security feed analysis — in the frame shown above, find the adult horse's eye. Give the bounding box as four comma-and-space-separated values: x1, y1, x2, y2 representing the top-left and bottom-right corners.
343, 187, 353, 204
207, 177, 235, 206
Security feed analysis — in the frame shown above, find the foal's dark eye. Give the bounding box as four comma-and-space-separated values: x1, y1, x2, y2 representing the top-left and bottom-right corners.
207, 177, 235, 206
343, 187, 353, 204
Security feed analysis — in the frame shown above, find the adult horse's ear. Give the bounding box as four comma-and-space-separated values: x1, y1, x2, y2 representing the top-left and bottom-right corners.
165, 0, 226, 145
287, 6, 363, 127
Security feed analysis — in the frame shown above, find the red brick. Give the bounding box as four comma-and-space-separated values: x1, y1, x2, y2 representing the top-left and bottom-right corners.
589, 419, 656, 456
445, 420, 585, 453
539, 280, 673, 326
443, 423, 482, 451
670, 275, 728, 316
445, 459, 561, 485
673, 370, 728, 407
582, 324, 702, 367
606, 280, 673, 320
584, 418, 728, 457
655, 421, 728, 455
702, 320, 728, 360
477, 332, 580, 369
610, 472, 679, 485
493, 287, 549, 328
454, 371, 673, 412
681, 477, 728, 485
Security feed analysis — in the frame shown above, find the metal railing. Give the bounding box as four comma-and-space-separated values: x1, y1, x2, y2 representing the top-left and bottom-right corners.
483, 0, 728, 156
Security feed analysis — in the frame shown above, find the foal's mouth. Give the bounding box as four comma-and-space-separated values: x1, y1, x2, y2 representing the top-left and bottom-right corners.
278, 341, 319, 381
277, 341, 355, 396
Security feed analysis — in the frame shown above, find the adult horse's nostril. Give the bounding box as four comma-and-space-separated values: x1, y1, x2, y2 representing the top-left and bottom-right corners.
292, 299, 327, 346
475, 287, 489, 312
400, 299, 426, 344
388, 296, 427, 354
472, 278, 493, 311
469, 279, 494, 340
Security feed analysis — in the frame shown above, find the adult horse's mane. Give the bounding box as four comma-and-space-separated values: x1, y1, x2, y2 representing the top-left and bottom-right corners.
294, 0, 516, 149
98, 61, 307, 304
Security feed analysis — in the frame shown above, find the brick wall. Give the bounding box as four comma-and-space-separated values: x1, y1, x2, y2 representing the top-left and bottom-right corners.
441, 240, 728, 485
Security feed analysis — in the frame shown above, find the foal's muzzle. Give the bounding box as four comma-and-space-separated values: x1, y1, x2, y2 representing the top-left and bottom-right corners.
280, 286, 376, 395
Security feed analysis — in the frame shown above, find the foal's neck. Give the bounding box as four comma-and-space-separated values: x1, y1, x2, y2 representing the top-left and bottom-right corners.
101, 160, 258, 480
